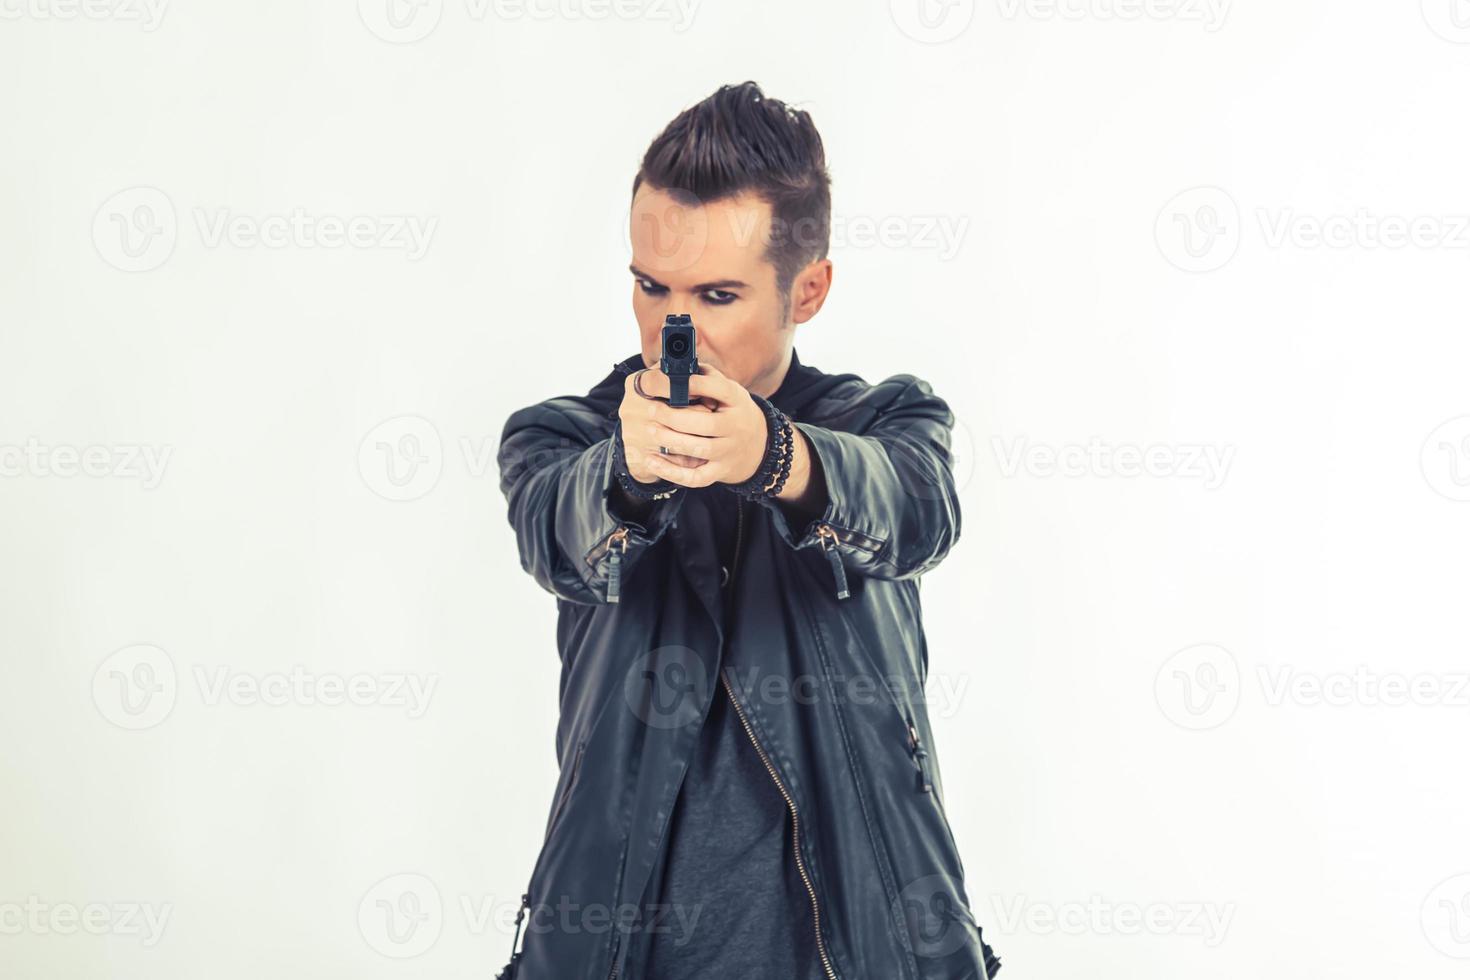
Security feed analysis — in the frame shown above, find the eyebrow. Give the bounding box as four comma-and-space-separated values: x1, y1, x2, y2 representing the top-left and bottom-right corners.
629, 264, 748, 292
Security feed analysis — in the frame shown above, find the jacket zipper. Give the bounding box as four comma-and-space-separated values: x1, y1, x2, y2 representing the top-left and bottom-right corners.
605, 937, 620, 980
547, 739, 587, 837
723, 497, 838, 980
815, 524, 850, 600
722, 671, 840, 980
907, 722, 934, 793
602, 526, 631, 603
496, 891, 531, 980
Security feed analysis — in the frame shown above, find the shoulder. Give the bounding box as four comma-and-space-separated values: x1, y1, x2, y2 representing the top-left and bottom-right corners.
803, 369, 948, 428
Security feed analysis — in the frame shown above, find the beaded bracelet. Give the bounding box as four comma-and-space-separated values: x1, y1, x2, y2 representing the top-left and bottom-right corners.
725, 394, 796, 499
610, 420, 682, 501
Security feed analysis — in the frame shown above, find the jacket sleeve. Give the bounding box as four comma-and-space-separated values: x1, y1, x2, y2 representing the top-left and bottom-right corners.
756, 375, 961, 587
498, 397, 683, 605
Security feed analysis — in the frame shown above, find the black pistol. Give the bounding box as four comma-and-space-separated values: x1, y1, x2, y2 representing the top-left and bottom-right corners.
660, 314, 698, 407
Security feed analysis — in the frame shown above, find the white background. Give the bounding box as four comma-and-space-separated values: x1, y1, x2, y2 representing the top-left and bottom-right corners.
4, 1, 1470, 977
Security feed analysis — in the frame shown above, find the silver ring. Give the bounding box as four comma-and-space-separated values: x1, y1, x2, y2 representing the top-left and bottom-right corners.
659, 446, 669, 455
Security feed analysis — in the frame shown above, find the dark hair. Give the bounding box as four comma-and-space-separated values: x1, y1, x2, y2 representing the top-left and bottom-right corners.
631, 81, 832, 304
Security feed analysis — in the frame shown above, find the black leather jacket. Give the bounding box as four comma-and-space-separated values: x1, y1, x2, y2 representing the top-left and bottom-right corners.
496, 349, 1000, 980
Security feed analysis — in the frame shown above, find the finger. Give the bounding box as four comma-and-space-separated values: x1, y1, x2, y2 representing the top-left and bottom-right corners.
647, 399, 723, 436
647, 449, 706, 469
636, 367, 671, 400
647, 451, 719, 488
686, 366, 745, 408
646, 420, 722, 460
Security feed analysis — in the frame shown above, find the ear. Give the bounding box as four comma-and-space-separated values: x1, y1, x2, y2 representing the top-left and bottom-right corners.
787, 258, 834, 326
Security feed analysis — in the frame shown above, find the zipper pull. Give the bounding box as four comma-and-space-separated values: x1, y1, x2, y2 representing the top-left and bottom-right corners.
909, 723, 933, 793
816, 524, 850, 600
605, 527, 630, 604
496, 891, 530, 978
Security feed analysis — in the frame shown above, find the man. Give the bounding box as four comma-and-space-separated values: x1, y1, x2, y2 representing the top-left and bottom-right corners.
496, 81, 1000, 980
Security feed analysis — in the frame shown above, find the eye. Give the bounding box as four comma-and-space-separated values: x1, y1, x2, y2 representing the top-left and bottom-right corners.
701, 289, 737, 305
636, 277, 667, 296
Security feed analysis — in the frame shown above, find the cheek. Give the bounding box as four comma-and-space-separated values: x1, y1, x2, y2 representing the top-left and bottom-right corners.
632, 289, 661, 337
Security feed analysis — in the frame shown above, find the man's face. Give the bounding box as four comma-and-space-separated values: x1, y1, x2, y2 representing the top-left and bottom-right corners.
628, 186, 791, 391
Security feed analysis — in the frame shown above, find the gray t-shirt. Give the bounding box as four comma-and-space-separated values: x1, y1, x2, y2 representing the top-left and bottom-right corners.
630, 488, 825, 980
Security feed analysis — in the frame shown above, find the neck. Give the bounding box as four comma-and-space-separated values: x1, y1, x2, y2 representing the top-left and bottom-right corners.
747, 348, 794, 399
